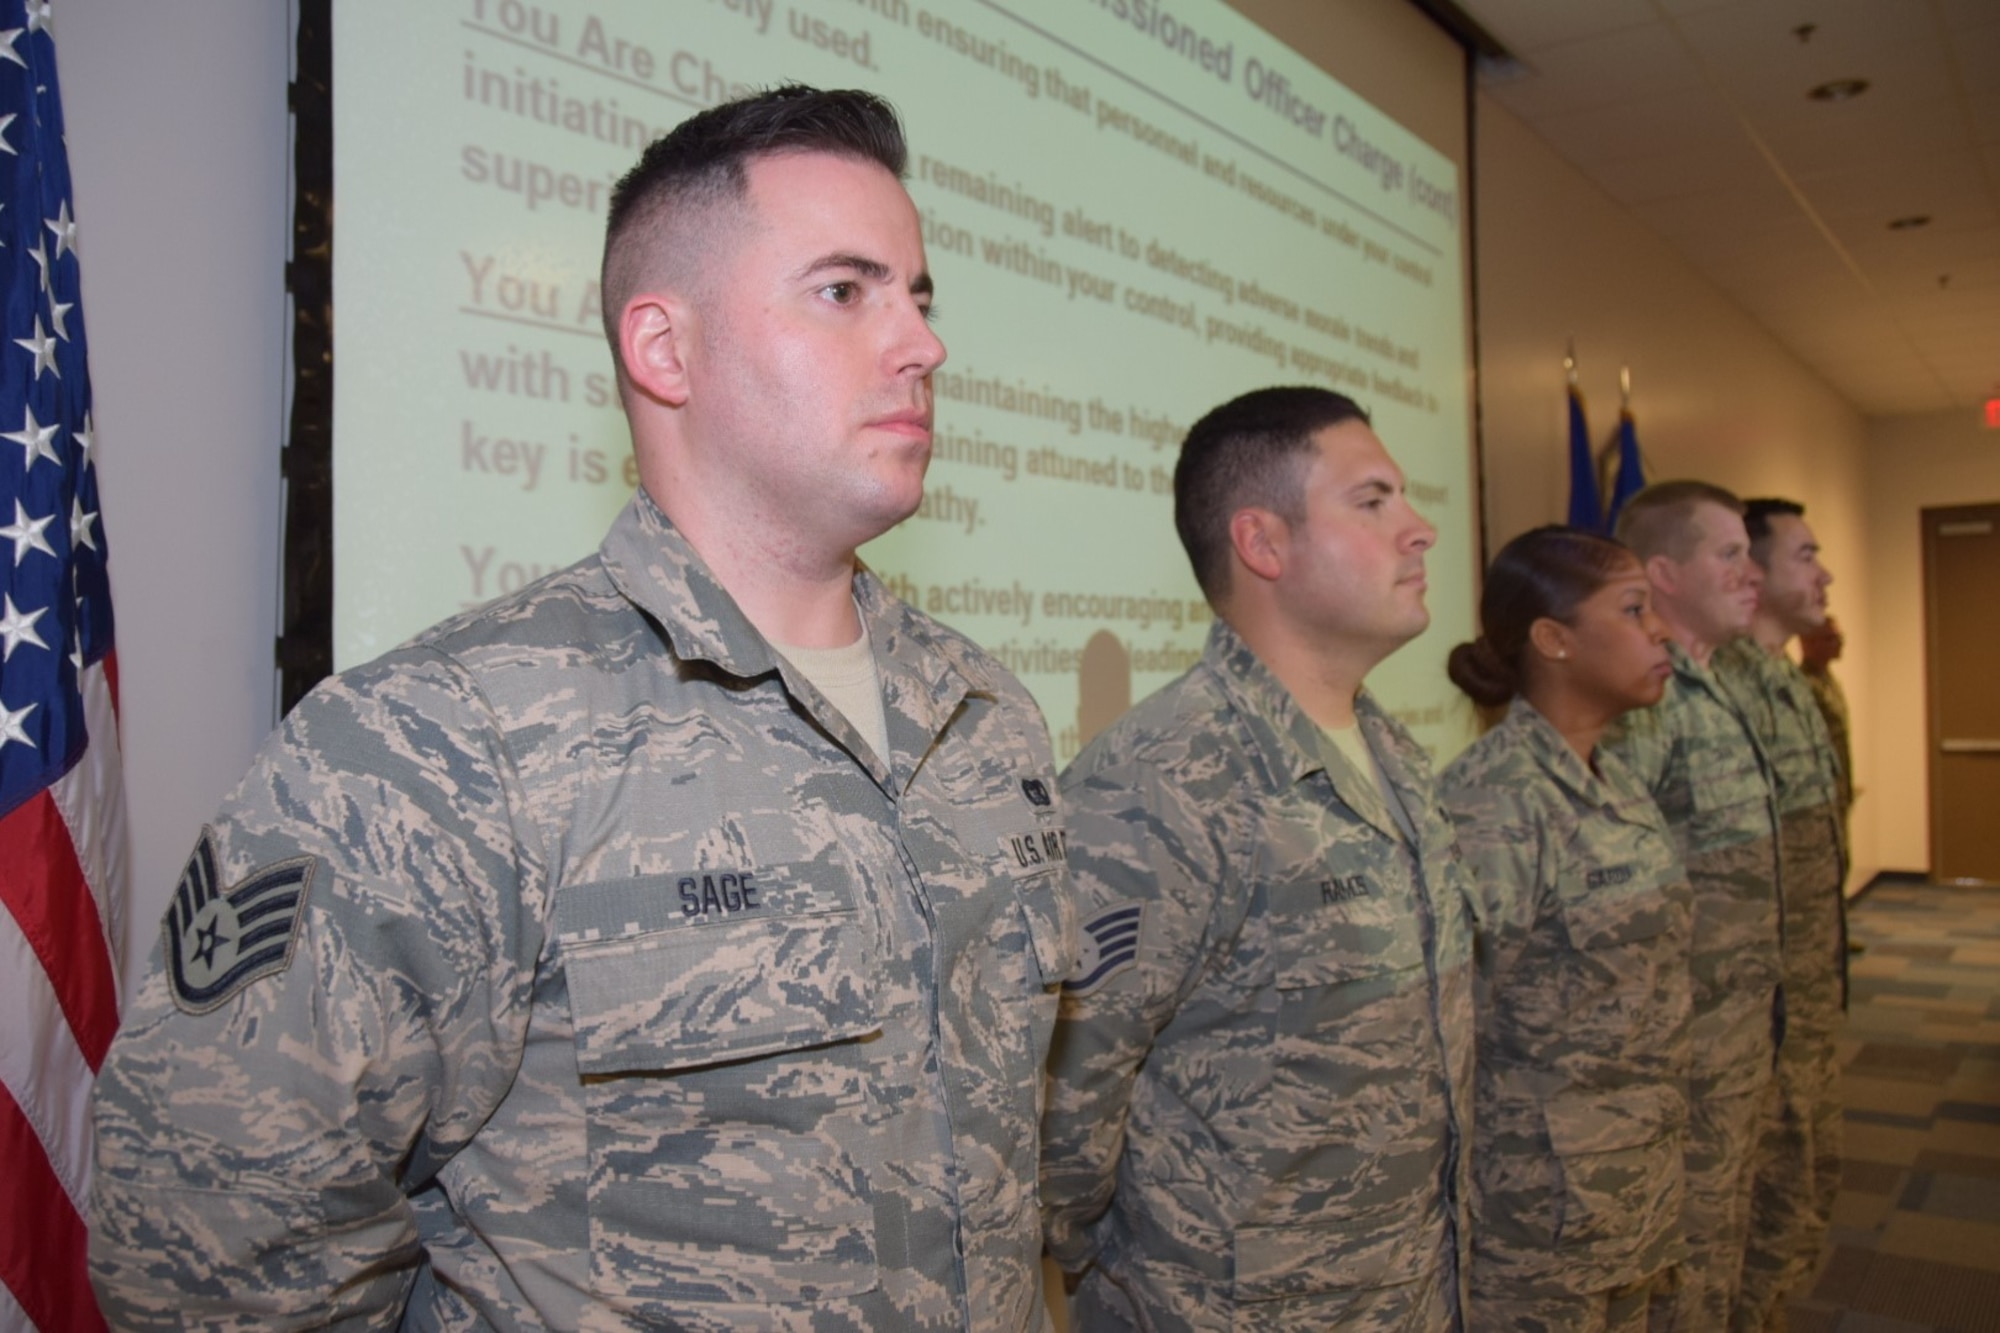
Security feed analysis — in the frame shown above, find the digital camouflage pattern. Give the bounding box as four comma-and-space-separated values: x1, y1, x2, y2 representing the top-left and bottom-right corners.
1603, 641, 1782, 1333
1040, 619, 1474, 1332
90, 490, 1077, 1332
1440, 700, 1693, 1321
1715, 640, 1848, 1331
1802, 668, 1853, 822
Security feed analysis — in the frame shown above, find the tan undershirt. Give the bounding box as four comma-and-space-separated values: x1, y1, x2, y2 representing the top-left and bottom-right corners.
778, 622, 891, 766
1321, 720, 1417, 844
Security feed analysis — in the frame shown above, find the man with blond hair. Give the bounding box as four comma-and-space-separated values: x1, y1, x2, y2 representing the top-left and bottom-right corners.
1607, 480, 1783, 1330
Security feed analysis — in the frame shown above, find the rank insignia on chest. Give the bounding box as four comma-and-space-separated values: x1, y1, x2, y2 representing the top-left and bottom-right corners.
164, 828, 316, 1015
1021, 777, 1052, 806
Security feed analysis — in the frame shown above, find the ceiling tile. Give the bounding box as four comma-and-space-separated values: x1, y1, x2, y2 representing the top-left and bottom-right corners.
1525, 91, 1741, 169
1671, 0, 1941, 88
1594, 144, 1777, 207
1458, 0, 1658, 56
1759, 97, 1972, 181
1452, 0, 2000, 417
1630, 176, 1815, 241
1483, 25, 1708, 121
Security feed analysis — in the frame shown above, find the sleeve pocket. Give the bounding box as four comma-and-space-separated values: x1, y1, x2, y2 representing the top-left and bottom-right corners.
1013, 856, 1078, 987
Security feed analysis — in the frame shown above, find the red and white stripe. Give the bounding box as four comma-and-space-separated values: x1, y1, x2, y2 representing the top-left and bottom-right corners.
1, 653, 125, 1333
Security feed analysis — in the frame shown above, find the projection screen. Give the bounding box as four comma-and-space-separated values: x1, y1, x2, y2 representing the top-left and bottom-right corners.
328, 0, 1478, 762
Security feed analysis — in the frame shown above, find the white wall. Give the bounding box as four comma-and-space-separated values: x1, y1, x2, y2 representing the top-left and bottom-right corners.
61, 3, 291, 988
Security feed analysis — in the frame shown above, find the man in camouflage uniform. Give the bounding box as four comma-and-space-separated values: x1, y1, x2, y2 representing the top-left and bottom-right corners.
90, 88, 1075, 1331
1040, 387, 1475, 1331
1443, 699, 1694, 1331
1717, 499, 1846, 1332
1606, 481, 1784, 1332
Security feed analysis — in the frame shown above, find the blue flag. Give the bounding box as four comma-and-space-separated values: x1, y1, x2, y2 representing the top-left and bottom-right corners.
1565, 385, 1601, 531
1606, 407, 1646, 532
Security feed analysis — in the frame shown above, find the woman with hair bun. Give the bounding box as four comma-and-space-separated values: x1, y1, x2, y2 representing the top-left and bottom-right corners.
1439, 526, 1693, 1332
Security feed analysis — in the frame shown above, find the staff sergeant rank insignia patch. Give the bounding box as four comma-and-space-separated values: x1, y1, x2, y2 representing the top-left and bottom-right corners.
1065, 901, 1143, 995
165, 827, 315, 1015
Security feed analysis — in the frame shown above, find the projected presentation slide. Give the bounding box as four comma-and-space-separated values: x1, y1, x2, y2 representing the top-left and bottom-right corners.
331, 0, 1475, 760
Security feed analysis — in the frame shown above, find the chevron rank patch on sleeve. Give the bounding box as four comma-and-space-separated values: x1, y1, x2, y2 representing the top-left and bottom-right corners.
1065, 901, 1143, 995
164, 827, 315, 1015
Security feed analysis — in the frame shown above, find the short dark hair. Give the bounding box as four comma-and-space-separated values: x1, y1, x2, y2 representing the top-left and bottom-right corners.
600, 86, 909, 351
1448, 526, 1639, 709
1614, 479, 1744, 563
1173, 386, 1371, 602
1741, 496, 1806, 567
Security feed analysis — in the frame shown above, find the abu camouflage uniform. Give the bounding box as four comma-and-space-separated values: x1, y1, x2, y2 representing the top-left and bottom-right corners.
1715, 640, 1848, 1331
89, 491, 1077, 1332
1604, 641, 1782, 1333
1040, 620, 1475, 1332
1441, 701, 1693, 1332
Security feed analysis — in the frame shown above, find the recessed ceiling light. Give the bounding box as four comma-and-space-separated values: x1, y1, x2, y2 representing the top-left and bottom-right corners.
1888, 215, 1932, 230
1808, 78, 1870, 101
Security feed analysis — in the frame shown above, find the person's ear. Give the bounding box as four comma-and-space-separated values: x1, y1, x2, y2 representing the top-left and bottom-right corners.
1645, 553, 1681, 598
1528, 616, 1573, 664
1229, 509, 1288, 585
618, 292, 693, 408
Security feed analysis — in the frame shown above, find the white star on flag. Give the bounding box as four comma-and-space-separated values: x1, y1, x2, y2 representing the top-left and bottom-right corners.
0, 496, 55, 564
46, 295, 70, 340
69, 493, 95, 551
0, 592, 45, 659
0, 698, 37, 751
15, 312, 56, 378
3, 400, 59, 469
44, 197, 72, 260
0, 28, 22, 69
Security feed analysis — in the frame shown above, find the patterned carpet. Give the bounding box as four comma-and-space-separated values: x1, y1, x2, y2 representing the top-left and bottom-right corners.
1791, 880, 2000, 1333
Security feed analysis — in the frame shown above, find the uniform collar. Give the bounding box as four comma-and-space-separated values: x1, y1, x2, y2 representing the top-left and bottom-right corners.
600, 490, 976, 792
1496, 697, 1607, 809
1200, 618, 1430, 844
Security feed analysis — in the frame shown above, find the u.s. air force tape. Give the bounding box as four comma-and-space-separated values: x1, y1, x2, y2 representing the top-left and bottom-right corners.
164, 827, 315, 1015
1064, 901, 1144, 995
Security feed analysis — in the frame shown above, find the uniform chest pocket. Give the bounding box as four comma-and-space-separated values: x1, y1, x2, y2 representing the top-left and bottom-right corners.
556, 864, 879, 1075
1687, 749, 1770, 828
1554, 866, 1676, 953
1266, 872, 1425, 992
556, 865, 883, 1310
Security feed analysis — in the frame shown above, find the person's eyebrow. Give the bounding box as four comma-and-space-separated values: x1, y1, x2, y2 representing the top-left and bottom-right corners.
794, 251, 891, 284
1348, 476, 1399, 500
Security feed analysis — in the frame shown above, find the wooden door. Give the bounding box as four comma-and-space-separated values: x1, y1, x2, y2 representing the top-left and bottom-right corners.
1925, 503, 2000, 882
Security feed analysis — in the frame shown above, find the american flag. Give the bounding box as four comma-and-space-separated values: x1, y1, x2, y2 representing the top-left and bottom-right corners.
0, 3, 127, 1330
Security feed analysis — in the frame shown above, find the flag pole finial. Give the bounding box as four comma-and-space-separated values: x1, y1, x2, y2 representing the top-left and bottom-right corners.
1620, 365, 1632, 408
1565, 337, 1578, 386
